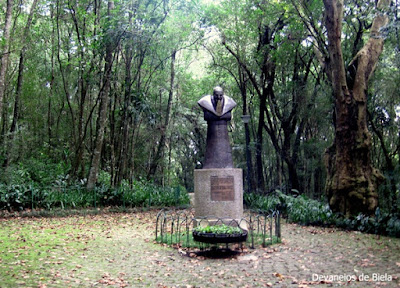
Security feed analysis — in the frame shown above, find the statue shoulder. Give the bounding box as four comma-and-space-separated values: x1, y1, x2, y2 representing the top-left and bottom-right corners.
198, 95, 214, 111
222, 95, 236, 114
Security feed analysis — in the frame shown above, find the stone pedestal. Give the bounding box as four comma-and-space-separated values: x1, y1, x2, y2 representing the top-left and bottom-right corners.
194, 168, 243, 220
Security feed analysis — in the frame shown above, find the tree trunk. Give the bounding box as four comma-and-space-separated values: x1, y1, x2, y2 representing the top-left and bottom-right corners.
323, 0, 389, 216
48, 27, 54, 148
282, 120, 305, 193
239, 69, 255, 194
0, 0, 13, 123
3, 0, 38, 168
115, 49, 133, 185
255, 92, 266, 193
68, 0, 92, 179
87, 1, 115, 190
148, 50, 176, 179
115, 4, 135, 186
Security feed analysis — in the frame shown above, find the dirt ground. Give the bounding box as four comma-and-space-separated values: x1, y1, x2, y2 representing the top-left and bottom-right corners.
2, 209, 400, 288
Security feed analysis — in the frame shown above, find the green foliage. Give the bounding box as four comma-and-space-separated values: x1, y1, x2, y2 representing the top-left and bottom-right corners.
155, 232, 200, 248
193, 224, 243, 235
277, 191, 337, 226
0, 156, 67, 187
41, 185, 95, 210
0, 154, 190, 211
246, 191, 400, 238
245, 190, 336, 225
244, 192, 282, 212
0, 174, 190, 212
122, 179, 190, 208
337, 209, 400, 238
0, 184, 35, 211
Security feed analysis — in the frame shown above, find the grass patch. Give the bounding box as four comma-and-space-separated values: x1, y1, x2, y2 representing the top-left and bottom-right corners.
0, 217, 101, 287
156, 233, 200, 248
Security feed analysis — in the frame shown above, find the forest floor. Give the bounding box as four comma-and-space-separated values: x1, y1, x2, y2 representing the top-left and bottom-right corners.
0, 209, 399, 288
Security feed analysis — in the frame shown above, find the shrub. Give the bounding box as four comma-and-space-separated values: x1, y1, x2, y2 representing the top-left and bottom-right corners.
122, 179, 189, 208
277, 191, 337, 226
245, 190, 400, 238
335, 210, 400, 238
244, 192, 281, 212
0, 158, 67, 187
0, 176, 190, 212
386, 216, 400, 237
0, 184, 31, 211
245, 190, 336, 225
95, 184, 122, 206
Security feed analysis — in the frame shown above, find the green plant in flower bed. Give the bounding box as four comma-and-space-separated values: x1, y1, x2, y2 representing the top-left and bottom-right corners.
193, 224, 243, 235
156, 232, 200, 248
156, 231, 280, 248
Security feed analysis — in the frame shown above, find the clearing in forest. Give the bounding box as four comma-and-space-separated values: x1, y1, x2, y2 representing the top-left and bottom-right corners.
0, 210, 399, 287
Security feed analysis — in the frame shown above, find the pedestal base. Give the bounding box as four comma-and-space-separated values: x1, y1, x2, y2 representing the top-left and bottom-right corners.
194, 168, 243, 220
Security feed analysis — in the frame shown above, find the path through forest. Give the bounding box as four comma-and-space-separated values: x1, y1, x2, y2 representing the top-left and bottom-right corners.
1, 210, 399, 287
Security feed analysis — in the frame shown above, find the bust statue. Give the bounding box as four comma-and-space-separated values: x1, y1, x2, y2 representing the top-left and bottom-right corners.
198, 86, 237, 168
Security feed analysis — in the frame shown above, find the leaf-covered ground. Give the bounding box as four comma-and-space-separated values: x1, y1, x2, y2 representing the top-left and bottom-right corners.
0, 209, 399, 287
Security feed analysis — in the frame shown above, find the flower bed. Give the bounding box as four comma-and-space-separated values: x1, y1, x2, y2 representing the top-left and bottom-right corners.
192, 224, 248, 244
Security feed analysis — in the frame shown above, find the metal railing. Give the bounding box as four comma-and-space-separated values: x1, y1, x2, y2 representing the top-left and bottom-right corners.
155, 208, 281, 250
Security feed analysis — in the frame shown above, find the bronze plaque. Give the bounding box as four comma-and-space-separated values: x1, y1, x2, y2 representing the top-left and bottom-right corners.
211, 176, 234, 201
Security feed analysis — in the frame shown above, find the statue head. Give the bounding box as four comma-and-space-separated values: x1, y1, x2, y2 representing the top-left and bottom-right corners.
197, 86, 236, 118
213, 86, 224, 102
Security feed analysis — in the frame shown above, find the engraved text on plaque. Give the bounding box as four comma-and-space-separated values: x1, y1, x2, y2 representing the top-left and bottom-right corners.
210, 176, 234, 201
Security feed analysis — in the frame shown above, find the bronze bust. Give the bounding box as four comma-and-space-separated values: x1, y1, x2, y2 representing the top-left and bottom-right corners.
198, 86, 237, 168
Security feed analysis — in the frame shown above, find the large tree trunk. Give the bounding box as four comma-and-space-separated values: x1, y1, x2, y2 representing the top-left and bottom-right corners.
323, 0, 389, 216
0, 0, 13, 123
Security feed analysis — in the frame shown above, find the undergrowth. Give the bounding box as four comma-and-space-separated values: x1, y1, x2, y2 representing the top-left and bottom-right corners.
0, 158, 190, 212
0, 176, 190, 212
245, 190, 400, 238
